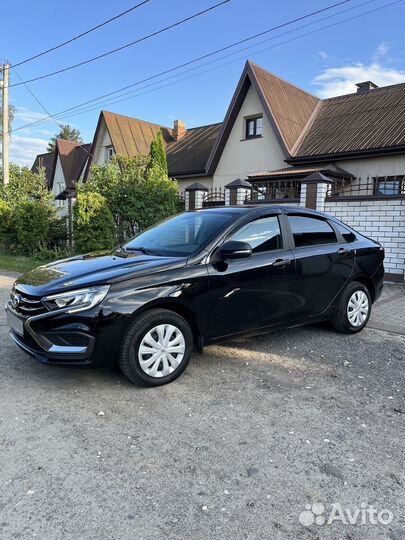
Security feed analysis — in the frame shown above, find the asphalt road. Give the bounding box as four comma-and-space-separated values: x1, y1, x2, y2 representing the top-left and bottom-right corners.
0, 272, 404, 540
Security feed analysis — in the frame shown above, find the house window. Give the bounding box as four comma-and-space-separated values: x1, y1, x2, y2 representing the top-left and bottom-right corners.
245, 116, 263, 139
105, 146, 115, 162
58, 183, 65, 207
373, 176, 404, 196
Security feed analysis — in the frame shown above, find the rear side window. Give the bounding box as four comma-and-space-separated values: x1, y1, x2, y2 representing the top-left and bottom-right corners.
229, 216, 282, 253
334, 222, 357, 243
288, 215, 337, 247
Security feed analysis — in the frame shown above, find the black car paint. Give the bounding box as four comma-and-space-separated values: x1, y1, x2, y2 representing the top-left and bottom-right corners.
6, 206, 384, 368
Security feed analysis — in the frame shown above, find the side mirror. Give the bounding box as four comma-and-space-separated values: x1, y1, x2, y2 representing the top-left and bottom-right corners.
219, 240, 252, 260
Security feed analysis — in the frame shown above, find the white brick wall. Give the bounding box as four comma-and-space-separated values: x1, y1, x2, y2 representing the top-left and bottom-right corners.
325, 199, 405, 278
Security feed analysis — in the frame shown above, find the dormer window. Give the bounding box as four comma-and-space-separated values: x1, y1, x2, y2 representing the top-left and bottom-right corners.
245, 115, 263, 139
105, 145, 115, 162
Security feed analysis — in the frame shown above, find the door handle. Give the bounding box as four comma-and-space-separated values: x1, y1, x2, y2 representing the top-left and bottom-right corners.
337, 248, 350, 256
271, 258, 291, 268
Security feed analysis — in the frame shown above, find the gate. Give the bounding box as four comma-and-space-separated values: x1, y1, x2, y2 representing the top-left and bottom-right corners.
202, 188, 225, 208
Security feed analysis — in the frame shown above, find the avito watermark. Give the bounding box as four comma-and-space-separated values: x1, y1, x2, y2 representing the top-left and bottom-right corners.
299, 502, 393, 527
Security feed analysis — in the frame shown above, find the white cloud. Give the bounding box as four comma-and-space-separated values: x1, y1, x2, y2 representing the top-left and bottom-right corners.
14, 106, 53, 126
312, 42, 405, 98
9, 134, 48, 167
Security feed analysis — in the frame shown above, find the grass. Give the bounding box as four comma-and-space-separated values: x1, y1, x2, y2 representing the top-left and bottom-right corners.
0, 254, 52, 274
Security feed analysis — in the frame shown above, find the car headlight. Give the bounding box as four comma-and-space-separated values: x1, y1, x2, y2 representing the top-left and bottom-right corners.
42, 285, 110, 313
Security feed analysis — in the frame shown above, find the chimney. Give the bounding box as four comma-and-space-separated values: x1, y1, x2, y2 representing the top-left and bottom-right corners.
356, 81, 378, 93
173, 120, 187, 141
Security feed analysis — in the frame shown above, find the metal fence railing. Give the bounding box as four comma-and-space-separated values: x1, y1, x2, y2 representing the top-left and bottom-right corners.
326, 175, 405, 198
247, 180, 300, 202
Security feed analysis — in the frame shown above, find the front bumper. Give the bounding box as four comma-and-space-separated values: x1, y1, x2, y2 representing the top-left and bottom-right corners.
6, 286, 140, 370
6, 302, 97, 365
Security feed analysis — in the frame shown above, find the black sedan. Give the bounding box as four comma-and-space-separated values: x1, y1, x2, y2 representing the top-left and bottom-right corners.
5, 206, 384, 386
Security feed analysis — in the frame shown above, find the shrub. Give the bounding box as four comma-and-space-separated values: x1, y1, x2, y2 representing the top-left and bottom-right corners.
0, 200, 12, 233
14, 201, 50, 255
73, 191, 116, 253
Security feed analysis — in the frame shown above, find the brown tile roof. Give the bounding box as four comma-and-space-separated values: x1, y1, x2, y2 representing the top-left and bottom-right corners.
102, 110, 173, 156
56, 139, 91, 188
250, 63, 320, 152
167, 123, 222, 177
31, 151, 55, 188
293, 83, 405, 159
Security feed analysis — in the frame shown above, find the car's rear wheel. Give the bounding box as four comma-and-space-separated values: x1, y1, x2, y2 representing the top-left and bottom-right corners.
119, 309, 193, 386
331, 281, 371, 334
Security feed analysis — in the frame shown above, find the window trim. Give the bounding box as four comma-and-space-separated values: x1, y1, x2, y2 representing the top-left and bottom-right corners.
286, 214, 339, 249
105, 145, 115, 162
244, 115, 263, 140
224, 214, 285, 255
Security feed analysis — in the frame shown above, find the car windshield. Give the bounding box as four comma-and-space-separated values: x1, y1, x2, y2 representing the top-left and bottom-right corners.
123, 211, 237, 257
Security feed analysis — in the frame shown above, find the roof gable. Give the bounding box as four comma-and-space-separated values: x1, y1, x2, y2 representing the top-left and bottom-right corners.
56, 139, 91, 188
207, 61, 319, 173
31, 151, 56, 188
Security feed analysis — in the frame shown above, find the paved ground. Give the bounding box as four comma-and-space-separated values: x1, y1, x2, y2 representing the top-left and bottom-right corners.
368, 284, 405, 335
0, 273, 404, 540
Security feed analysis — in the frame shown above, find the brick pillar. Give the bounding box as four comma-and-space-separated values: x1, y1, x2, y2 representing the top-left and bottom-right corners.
300, 172, 332, 211
184, 183, 209, 210
224, 178, 252, 206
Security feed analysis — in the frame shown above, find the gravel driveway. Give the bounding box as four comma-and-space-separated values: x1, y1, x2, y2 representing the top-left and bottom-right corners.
0, 273, 404, 540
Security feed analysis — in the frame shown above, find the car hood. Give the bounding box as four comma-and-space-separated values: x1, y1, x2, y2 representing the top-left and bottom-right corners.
14, 250, 187, 296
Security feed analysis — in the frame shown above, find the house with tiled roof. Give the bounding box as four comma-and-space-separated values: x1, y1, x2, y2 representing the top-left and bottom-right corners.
32, 59, 405, 278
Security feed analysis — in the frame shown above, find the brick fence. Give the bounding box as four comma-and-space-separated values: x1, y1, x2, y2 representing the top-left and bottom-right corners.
184, 177, 405, 281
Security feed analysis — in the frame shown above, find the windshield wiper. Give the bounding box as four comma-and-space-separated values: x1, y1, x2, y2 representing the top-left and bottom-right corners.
124, 246, 153, 255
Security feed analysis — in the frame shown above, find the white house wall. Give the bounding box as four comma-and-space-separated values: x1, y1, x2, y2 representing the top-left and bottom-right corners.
52, 155, 68, 217
175, 176, 213, 192
213, 85, 286, 189
92, 121, 113, 167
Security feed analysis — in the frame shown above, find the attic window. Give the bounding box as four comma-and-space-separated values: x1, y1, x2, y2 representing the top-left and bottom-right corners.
245, 115, 263, 139
105, 145, 115, 162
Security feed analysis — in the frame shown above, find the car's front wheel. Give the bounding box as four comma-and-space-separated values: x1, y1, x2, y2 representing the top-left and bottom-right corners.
331, 281, 371, 334
119, 309, 193, 386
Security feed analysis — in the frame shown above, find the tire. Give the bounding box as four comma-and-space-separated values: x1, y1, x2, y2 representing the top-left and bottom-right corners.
119, 309, 193, 386
331, 281, 371, 334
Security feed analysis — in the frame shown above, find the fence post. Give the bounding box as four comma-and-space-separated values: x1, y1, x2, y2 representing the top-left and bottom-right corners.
224, 178, 252, 205
300, 172, 332, 211
184, 183, 209, 210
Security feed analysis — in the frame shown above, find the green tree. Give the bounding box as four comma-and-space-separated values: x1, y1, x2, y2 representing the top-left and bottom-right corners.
87, 153, 178, 242
149, 131, 168, 177
0, 163, 53, 206
73, 190, 116, 253
47, 124, 83, 152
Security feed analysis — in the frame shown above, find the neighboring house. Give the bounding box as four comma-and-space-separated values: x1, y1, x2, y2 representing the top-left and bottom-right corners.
32, 59, 405, 278
32, 139, 91, 216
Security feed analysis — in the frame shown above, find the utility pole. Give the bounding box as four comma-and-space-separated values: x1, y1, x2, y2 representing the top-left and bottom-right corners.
1, 63, 10, 185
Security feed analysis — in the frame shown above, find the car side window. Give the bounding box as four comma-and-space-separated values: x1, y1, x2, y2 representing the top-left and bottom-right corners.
288, 215, 337, 247
228, 216, 282, 253
334, 222, 357, 243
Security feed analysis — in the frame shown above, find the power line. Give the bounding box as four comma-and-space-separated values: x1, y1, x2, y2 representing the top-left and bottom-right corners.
7, 0, 354, 133
11, 0, 152, 69
13, 69, 63, 129
52, 0, 384, 120
9, 0, 232, 88
13, 69, 95, 160
50, 0, 403, 124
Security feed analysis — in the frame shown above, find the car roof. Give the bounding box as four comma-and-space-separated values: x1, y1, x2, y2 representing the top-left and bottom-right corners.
191, 205, 330, 218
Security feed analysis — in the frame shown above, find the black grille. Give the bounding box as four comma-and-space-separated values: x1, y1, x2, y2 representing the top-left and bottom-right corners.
11, 290, 48, 317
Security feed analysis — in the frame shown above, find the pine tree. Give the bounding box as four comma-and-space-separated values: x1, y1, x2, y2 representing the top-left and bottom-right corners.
48, 124, 83, 152
149, 131, 168, 177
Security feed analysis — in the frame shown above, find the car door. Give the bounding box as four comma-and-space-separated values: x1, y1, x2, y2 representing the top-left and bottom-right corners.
203, 213, 296, 340
285, 213, 355, 319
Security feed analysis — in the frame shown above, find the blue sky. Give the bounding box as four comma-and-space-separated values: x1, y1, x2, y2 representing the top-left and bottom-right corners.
2, 0, 404, 165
